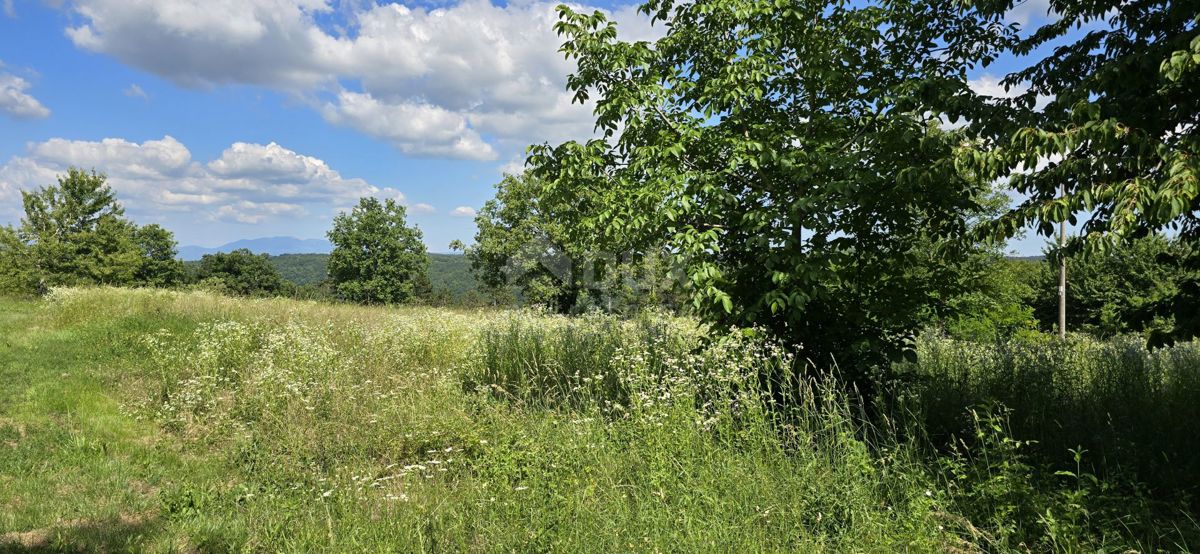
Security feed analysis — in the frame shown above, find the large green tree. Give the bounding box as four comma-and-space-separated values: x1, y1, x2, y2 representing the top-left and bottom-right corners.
0, 168, 182, 294
469, 172, 684, 313
327, 197, 429, 304
529, 0, 1007, 382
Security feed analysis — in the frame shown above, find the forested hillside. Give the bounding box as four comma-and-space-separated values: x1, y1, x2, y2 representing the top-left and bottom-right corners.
179, 252, 480, 298
267, 253, 330, 285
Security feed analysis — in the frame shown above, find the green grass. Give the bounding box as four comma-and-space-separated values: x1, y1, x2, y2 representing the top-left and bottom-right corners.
2, 288, 1199, 552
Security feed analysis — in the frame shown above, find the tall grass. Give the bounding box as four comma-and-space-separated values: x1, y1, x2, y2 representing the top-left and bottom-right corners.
5, 287, 1200, 551
11, 288, 953, 550
898, 334, 1200, 492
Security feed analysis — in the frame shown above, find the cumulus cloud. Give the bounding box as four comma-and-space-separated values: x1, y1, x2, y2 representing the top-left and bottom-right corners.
321, 91, 497, 160
0, 69, 51, 119
57, 0, 663, 159
65, 0, 337, 89
0, 135, 413, 226
497, 157, 526, 176
213, 200, 308, 224
450, 206, 476, 217
410, 202, 435, 214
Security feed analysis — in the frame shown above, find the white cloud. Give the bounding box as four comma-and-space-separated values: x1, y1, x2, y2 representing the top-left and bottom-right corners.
65, 0, 336, 89
1005, 0, 1055, 27
58, 0, 663, 159
386, 189, 407, 203
0, 70, 51, 119
497, 158, 526, 176
410, 202, 435, 214
29, 136, 192, 178
968, 75, 1027, 99
124, 83, 148, 99
321, 90, 497, 160
450, 206, 476, 217
968, 74, 1053, 111
212, 200, 307, 224
2, 0, 14, 18
0, 135, 405, 226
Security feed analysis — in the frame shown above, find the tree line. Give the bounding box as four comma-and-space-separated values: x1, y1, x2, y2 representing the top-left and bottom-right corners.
0, 169, 432, 305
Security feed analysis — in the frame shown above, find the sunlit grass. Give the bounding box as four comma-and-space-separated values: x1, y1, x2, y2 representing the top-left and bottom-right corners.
3, 287, 1199, 551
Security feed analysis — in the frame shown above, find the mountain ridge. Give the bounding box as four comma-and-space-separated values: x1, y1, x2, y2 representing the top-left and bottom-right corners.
179, 237, 334, 260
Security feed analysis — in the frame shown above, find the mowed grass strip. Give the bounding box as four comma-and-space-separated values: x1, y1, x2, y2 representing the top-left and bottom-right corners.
0, 296, 209, 551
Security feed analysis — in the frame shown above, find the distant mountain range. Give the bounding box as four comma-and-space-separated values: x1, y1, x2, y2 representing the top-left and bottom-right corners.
178, 237, 333, 260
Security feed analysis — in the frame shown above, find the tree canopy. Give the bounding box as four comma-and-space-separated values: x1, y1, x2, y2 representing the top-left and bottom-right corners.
959, 0, 1199, 246
327, 197, 429, 304
195, 249, 290, 297
0, 168, 183, 294
528, 0, 1010, 379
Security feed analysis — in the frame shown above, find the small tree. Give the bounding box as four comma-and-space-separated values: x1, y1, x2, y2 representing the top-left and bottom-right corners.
133, 224, 185, 287
327, 197, 429, 304
0, 226, 37, 294
196, 249, 289, 297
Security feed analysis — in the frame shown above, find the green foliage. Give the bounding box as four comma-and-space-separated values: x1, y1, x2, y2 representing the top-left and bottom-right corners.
529, 1, 1009, 386
942, 257, 1040, 342
468, 172, 591, 312
427, 253, 483, 303
1031, 235, 1183, 338
195, 249, 290, 297
469, 172, 686, 313
267, 253, 329, 285
0, 225, 38, 295
959, 2, 1200, 246
327, 197, 429, 304
0, 168, 182, 294
1156, 243, 1200, 344
133, 224, 185, 287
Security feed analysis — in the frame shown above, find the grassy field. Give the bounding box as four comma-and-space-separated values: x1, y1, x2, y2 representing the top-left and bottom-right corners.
2, 288, 1199, 552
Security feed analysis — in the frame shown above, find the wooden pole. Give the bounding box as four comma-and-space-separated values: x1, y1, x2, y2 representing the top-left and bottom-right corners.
1058, 185, 1067, 340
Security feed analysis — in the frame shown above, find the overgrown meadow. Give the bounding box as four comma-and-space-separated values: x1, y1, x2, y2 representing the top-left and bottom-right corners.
2, 287, 1200, 552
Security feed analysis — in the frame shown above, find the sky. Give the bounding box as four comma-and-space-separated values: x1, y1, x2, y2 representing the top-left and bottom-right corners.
0, 0, 1059, 254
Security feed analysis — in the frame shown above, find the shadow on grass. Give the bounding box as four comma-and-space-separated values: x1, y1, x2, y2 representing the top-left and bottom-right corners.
0, 513, 164, 553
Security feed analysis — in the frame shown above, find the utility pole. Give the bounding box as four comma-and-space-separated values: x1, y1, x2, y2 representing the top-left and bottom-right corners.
1058, 184, 1067, 340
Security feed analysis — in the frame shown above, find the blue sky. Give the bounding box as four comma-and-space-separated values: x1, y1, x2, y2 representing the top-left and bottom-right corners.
0, 0, 1058, 254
